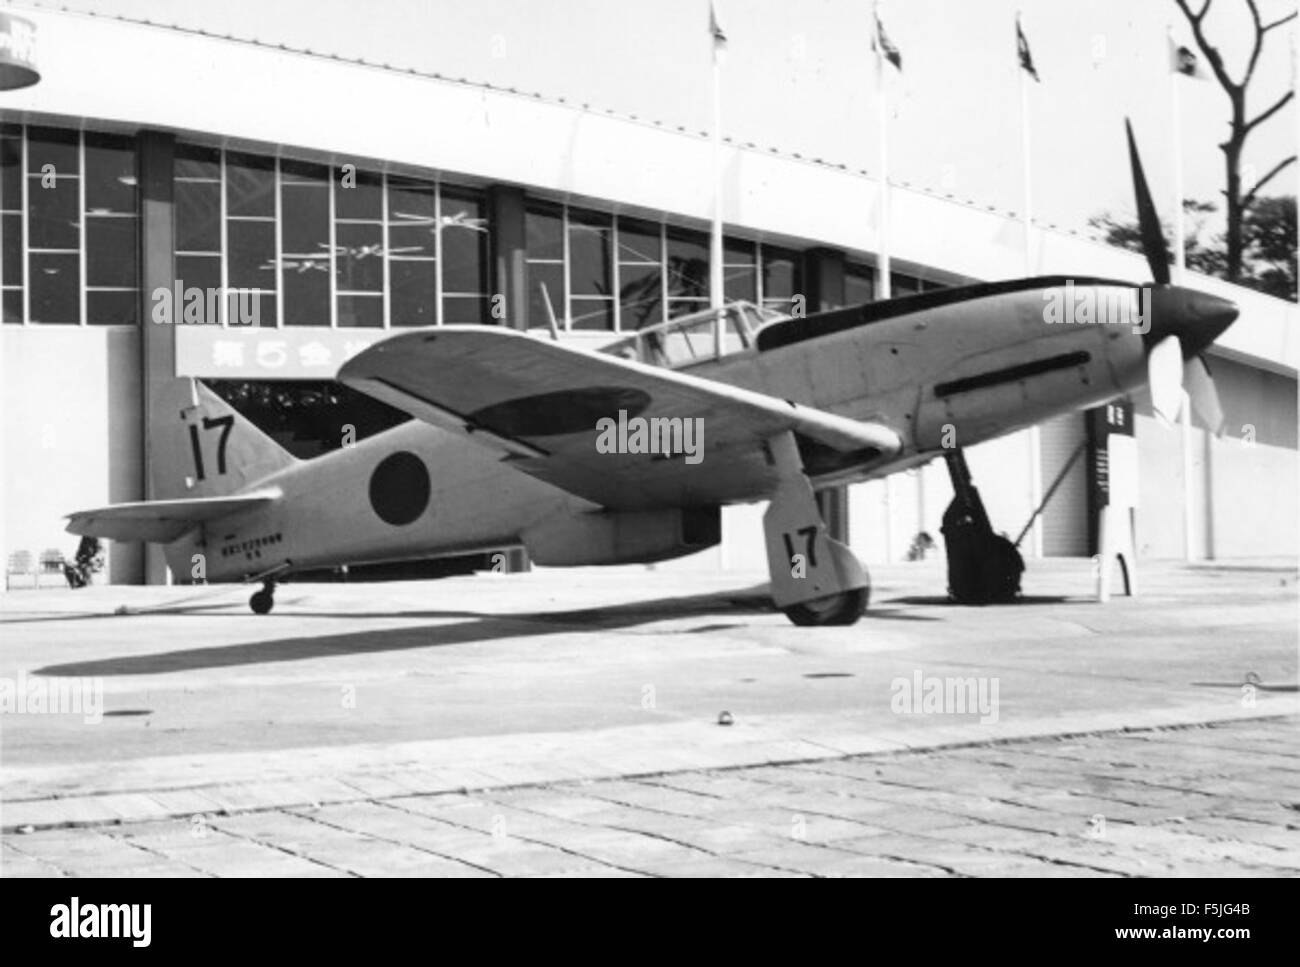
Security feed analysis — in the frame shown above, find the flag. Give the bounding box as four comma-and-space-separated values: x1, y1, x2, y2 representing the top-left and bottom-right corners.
1017, 16, 1039, 82
874, 11, 902, 71
1169, 37, 1209, 79
709, 2, 727, 56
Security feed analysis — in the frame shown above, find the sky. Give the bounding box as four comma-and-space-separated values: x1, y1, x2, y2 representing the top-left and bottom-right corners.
28, 0, 1300, 237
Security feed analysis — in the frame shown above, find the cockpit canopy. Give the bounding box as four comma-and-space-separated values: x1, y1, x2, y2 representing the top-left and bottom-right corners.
600, 301, 789, 369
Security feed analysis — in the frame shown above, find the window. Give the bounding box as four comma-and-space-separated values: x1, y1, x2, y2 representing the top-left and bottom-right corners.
568, 209, 613, 330
334, 166, 382, 328
175, 143, 222, 324
665, 227, 709, 318
280, 159, 330, 327
226, 152, 276, 326
760, 245, 802, 316
387, 177, 437, 328
1, 124, 140, 325
846, 260, 875, 304
1, 124, 23, 323
723, 237, 757, 303
84, 133, 138, 325
440, 189, 489, 324
525, 204, 563, 329
617, 217, 663, 330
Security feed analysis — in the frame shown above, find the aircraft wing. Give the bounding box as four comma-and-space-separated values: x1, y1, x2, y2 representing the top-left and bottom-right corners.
338, 327, 901, 509
65, 491, 280, 543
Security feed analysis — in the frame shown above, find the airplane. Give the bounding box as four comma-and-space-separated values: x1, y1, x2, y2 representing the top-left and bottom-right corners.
65, 124, 1239, 626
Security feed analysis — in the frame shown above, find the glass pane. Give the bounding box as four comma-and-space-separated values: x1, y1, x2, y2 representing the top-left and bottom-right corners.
87, 289, 138, 326
845, 263, 875, 304
527, 261, 563, 328
175, 143, 220, 180
86, 218, 138, 288
668, 298, 708, 319
280, 158, 328, 183
441, 192, 488, 293
891, 273, 921, 297
666, 229, 709, 300
569, 214, 611, 297
175, 179, 220, 252
175, 255, 221, 303
3, 212, 22, 285
443, 294, 489, 324
337, 293, 383, 328
281, 182, 328, 254
390, 259, 437, 327
282, 262, 329, 326
570, 298, 614, 331
250, 292, 276, 328
27, 127, 78, 176
724, 237, 755, 265
29, 252, 79, 323
84, 134, 136, 214
526, 207, 563, 260
226, 151, 275, 217
28, 178, 78, 250
334, 167, 381, 220
723, 265, 756, 302
619, 262, 662, 329
2, 135, 22, 211
228, 219, 276, 290
762, 248, 800, 300
622, 298, 662, 330
617, 218, 661, 264
335, 222, 382, 292
3, 288, 21, 323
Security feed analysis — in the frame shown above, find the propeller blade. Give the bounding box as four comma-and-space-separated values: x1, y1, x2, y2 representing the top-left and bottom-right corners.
1125, 119, 1172, 286
1184, 354, 1226, 435
1148, 335, 1184, 423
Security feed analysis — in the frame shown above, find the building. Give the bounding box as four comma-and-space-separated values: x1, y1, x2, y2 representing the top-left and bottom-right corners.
1, 6, 1296, 589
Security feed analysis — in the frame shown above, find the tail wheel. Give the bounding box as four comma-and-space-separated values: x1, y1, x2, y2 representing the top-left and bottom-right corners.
249, 589, 274, 615
781, 586, 869, 626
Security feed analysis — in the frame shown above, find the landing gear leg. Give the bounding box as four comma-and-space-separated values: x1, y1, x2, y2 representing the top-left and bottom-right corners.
249, 580, 276, 615
763, 433, 870, 626
941, 449, 1024, 603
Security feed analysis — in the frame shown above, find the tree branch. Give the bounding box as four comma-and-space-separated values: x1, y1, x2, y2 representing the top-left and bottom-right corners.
1175, 0, 1239, 91
1262, 11, 1298, 31
1242, 155, 1298, 209
1246, 88, 1295, 133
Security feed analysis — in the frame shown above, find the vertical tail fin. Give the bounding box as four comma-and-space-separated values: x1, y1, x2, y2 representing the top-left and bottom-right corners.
150, 378, 297, 500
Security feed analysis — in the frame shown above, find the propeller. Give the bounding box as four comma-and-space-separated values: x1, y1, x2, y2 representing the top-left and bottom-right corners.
1125, 120, 1234, 433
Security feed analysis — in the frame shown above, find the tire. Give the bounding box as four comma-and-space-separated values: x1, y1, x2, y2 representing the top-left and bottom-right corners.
781, 586, 870, 626
249, 590, 274, 615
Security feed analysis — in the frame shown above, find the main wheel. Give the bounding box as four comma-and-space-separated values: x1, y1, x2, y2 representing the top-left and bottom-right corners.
781, 586, 869, 626
249, 589, 274, 615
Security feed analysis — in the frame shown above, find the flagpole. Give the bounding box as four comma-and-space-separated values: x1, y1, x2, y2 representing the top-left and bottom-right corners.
875, 1, 892, 301
1019, 13, 1043, 560
710, 10, 725, 313
1170, 26, 1187, 284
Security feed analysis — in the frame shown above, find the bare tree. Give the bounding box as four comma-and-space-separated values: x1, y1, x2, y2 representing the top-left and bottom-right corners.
1174, 0, 1297, 283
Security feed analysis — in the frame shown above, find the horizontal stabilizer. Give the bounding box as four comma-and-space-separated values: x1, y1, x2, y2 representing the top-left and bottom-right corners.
65, 490, 280, 544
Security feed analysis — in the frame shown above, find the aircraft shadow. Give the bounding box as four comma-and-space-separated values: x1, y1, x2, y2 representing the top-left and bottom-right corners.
33, 587, 778, 678
884, 594, 1073, 606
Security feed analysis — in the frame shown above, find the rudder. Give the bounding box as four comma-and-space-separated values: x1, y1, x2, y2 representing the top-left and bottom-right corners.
150, 378, 296, 501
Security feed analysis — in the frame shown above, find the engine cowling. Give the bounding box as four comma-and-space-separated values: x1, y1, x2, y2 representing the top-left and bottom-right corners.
523, 506, 721, 566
